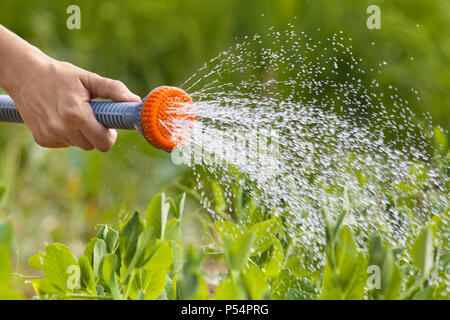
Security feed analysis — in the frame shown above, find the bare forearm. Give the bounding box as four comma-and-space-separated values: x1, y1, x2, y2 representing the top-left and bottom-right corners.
0, 25, 140, 152
0, 25, 52, 94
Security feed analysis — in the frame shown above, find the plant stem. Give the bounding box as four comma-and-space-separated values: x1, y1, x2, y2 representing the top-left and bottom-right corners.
123, 269, 136, 300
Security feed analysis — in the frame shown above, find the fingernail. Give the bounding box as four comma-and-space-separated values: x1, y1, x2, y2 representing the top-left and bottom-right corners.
126, 92, 141, 101
109, 129, 118, 138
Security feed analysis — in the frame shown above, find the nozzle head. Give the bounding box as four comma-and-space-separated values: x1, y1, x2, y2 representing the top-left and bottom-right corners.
139, 86, 194, 152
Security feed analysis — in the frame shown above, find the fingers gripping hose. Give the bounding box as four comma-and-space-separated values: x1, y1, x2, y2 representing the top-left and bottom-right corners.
0, 86, 194, 152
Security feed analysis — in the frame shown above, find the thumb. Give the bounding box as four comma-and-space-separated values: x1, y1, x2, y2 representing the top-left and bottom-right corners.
81, 72, 141, 102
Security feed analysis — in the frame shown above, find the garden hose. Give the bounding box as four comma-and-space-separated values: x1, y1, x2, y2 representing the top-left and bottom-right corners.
0, 86, 194, 152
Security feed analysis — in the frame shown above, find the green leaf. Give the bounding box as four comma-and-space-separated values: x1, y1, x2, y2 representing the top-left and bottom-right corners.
177, 193, 186, 219
214, 278, 245, 300
412, 286, 434, 300
119, 212, 143, 266
140, 269, 169, 300
83, 237, 97, 265
222, 231, 255, 272
439, 252, 450, 268
28, 252, 45, 271
247, 217, 281, 256
170, 240, 184, 274
264, 238, 284, 278
0, 220, 13, 249
41, 243, 79, 296
211, 180, 226, 214
132, 227, 158, 268
145, 193, 170, 239
270, 269, 318, 300
164, 276, 175, 300
170, 192, 186, 219
242, 264, 268, 299
285, 278, 318, 300
93, 239, 107, 279
124, 239, 173, 300
79, 255, 96, 295
28, 279, 51, 300
215, 220, 243, 238
164, 219, 181, 241
101, 253, 121, 300
409, 226, 434, 278
189, 278, 208, 300
105, 227, 119, 253
176, 246, 207, 300
320, 226, 368, 300
368, 236, 403, 300
143, 241, 173, 271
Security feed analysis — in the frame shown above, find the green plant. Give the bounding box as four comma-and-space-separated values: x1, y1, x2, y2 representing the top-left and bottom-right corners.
7, 188, 444, 300
0, 221, 23, 299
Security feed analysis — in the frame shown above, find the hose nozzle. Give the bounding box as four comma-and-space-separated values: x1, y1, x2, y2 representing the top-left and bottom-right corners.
0, 85, 195, 152
139, 86, 194, 152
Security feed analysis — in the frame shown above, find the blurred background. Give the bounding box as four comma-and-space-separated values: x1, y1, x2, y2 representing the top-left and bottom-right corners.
0, 0, 449, 295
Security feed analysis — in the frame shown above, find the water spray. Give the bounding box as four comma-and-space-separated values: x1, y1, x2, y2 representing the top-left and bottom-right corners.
0, 86, 195, 152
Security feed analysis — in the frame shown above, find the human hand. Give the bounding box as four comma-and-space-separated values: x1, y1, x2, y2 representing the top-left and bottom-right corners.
0, 25, 140, 152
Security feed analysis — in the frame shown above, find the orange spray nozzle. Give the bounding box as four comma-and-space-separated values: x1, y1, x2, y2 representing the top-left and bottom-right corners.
139, 86, 195, 152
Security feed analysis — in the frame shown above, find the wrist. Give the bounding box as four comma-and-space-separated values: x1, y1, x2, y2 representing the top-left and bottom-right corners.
0, 26, 54, 95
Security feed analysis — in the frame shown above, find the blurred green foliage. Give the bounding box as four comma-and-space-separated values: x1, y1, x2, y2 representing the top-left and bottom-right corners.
0, 0, 449, 297
2, 0, 449, 127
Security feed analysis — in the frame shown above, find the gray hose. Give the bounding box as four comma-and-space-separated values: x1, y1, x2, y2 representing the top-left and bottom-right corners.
0, 95, 138, 130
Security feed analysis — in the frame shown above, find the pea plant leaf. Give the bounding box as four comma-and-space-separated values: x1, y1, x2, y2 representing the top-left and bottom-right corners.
242, 264, 268, 299
37, 243, 79, 297
93, 239, 107, 279
170, 240, 184, 274
215, 220, 244, 238
409, 226, 434, 278
368, 236, 403, 300
222, 231, 255, 273
263, 238, 284, 278
170, 192, 186, 220
176, 246, 208, 300
119, 212, 143, 266
132, 227, 158, 268
247, 217, 281, 256
211, 180, 227, 215
127, 241, 174, 300
0, 246, 23, 300
142, 242, 174, 299
78, 255, 96, 295
164, 219, 181, 241
83, 237, 97, 265
28, 252, 45, 271
320, 226, 368, 300
145, 193, 170, 239
97, 225, 119, 253
214, 278, 246, 300
101, 253, 121, 300
143, 241, 173, 271
141, 269, 168, 300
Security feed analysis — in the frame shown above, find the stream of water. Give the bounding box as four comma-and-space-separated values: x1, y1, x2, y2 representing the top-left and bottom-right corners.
164, 25, 448, 269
